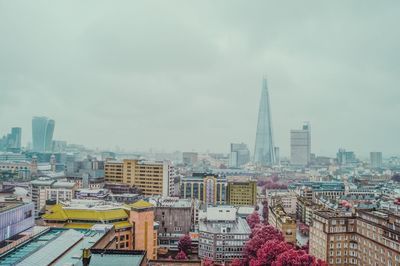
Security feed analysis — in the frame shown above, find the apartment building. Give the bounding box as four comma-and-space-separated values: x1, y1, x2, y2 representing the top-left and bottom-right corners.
310, 210, 357, 265
104, 159, 175, 197
226, 176, 257, 206
268, 205, 296, 244
310, 209, 400, 266
296, 196, 325, 226
104, 160, 124, 183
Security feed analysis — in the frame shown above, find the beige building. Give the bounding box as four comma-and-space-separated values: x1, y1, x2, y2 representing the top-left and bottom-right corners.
105, 159, 175, 197
226, 176, 257, 206
268, 205, 296, 244
104, 160, 124, 183
267, 189, 297, 215
310, 209, 400, 266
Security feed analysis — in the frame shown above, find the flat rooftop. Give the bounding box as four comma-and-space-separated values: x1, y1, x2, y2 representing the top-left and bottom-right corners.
0, 202, 24, 214
0, 228, 105, 266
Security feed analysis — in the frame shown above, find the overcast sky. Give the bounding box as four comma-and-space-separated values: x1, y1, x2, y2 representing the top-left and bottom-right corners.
0, 1, 399, 157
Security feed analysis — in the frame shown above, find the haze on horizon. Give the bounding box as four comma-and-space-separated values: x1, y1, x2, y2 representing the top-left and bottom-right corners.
0, 1, 399, 157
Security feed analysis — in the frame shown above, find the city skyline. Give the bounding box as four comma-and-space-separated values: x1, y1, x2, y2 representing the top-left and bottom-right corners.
1, 1, 399, 156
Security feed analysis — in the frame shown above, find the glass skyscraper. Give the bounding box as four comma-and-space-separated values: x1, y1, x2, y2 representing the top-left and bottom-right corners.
254, 78, 275, 166
32, 116, 55, 152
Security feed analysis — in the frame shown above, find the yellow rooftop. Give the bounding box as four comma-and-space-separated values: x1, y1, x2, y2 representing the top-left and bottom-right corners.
43, 204, 128, 222
128, 200, 154, 209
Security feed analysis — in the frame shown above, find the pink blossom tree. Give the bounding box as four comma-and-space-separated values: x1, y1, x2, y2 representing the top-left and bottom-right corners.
178, 234, 192, 254
175, 250, 188, 260
262, 200, 269, 224
250, 239, 292, 266
244, 224, 284, 259
246, 211, 261, 229
203, 258, 214, 266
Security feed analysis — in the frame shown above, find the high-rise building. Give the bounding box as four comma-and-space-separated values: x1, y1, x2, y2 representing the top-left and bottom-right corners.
0, 127, 22, 152
104, 159, 175, 197
290, 122, 311, 166
229, 143, 250, 168
32, 116, 55, 152
370, 151, 383, 168
254, 78, 276, 166
336, 148, 357, 165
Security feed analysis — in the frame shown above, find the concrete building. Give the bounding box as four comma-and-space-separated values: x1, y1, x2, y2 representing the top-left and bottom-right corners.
129, 200, 158, 260
104, 159, 175, 197
151, 197, 194, 250
180, 173, 227, 205
198, 206, 251, 263
30, 178, 76, 216
226, 176, 257, 206
268, 205, 296, 244
290, 122, 311, 166
229, 143, 250, 168
0, 202, 34, 242
370, 151, 383, 168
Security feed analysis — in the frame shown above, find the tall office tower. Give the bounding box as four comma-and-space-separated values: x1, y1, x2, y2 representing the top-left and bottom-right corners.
274, 146, 280, 165
9, 127, 21, 150
0, 127, 21, 151
32, 117, 55, 152
229, 143, 250, 168
370, 151, 383, 168
290, 122, 311, 166
254, 78, 275, 166
336, 148, 357, 165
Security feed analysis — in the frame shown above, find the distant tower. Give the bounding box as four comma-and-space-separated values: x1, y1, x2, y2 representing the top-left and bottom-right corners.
31, 155, 38, 176
32, 116, 55, 152
290, 122, 311, 166
254, 78, 275, 166
50, 154, 56, 172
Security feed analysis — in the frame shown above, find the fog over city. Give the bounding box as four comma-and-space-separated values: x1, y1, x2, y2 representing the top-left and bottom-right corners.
1, 1, 399, 156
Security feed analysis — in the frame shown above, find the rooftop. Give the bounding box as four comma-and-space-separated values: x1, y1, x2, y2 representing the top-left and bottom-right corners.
43, 204, 128, 222
128, 200, 154, 210
0, 201, 24, 214
199, 217, 251, 235
0, 228, 105, 266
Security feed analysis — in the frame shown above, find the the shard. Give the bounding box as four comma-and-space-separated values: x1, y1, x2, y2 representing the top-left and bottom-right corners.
254, 78, 275, 166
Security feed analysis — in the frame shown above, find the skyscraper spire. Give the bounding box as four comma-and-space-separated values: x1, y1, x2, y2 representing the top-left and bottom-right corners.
254, 78, 275, 166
